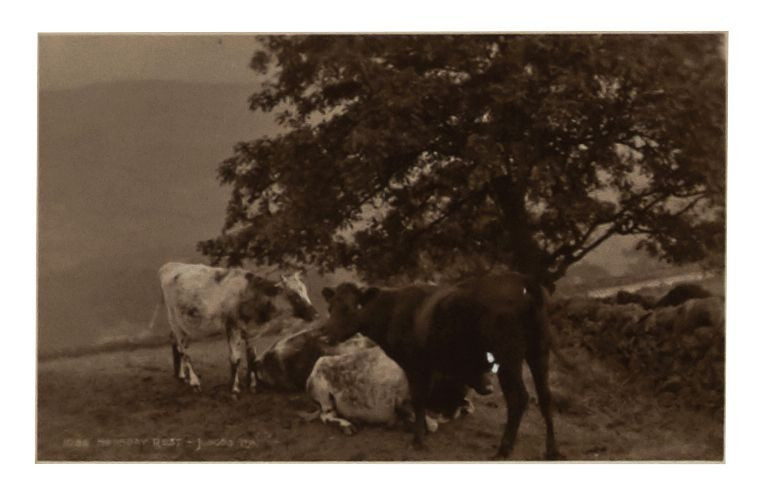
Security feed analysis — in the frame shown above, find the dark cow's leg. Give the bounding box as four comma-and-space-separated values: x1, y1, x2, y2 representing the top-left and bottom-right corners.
408, 371, 431, 450
226, 322, 244, 399
526, 339, 563, 460
167, 314, 187, 383
494, 359, 528, 459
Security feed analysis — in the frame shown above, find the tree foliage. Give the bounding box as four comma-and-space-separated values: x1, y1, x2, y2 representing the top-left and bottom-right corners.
199, 34, 725, 287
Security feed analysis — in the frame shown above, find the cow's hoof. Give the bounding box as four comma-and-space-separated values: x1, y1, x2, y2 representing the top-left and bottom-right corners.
545, 450, 566, 461
230, 392, 239, 401
412, 439, 428, 451
191, 385, 202, 393
425, 417, 439, 433
491, 447, 512, 460
341, 425, 357, 436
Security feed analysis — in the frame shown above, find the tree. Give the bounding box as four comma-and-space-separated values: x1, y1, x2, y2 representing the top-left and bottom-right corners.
199, 34, 725, 288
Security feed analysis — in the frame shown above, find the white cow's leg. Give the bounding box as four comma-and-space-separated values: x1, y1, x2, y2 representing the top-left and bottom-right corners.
174, 328, 201, 392
226, 322, 244, 398
319, 409, 357, 436
171, 341, 182, 379
166, 311, 188, 382
182, 353, 202, 392
243, 327, 258, 393
307, 372, 356, 435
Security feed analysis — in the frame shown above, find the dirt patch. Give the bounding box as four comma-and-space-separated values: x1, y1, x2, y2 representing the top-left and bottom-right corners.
37, 336, 722, 461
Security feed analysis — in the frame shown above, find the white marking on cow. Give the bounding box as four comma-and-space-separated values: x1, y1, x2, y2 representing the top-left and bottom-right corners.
486, 351, 500, 373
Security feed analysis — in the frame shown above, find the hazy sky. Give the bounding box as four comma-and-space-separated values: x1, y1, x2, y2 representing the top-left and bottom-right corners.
39, 34, 263, 90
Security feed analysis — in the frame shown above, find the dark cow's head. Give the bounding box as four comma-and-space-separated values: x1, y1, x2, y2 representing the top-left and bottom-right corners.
238, 272, 318, 325
321, 282, 380, 343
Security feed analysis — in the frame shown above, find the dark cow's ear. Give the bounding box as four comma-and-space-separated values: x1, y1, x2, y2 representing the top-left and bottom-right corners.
360, 287, 380, 305
321, 287, 335, 302
245, 272, 255, 282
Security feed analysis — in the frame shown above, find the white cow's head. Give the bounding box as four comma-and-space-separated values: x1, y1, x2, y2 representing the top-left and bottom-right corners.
239, 271, 317, 325
279, 271, 313, 307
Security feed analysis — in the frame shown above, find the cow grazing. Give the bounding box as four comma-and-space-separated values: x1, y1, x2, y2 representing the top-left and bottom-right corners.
321, 273, 563, 460
154, 262, 317, 396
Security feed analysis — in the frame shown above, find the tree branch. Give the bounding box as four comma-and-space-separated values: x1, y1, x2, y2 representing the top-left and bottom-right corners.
405, 186, 490, 243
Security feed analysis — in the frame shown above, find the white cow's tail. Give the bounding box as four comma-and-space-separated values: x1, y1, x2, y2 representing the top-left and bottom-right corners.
148, 292, 165, 332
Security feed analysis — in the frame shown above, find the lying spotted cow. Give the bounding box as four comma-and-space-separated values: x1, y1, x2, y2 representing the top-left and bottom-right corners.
306, 346, 421, 435
257, 326, 482, 434
153, 262, 317, 396
305, 342, 479, 435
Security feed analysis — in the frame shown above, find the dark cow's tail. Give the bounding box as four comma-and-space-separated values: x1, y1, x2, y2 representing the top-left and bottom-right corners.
524, 277, 576, 371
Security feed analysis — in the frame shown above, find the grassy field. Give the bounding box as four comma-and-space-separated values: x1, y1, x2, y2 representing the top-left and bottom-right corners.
37, 335, 723, 462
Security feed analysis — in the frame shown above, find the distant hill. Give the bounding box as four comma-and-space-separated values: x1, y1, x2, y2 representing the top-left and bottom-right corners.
38, 80, 279, 353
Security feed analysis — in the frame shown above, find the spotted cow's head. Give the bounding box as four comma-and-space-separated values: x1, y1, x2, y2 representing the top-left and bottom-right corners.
321, 282, 380, 343
278, 271, 318, 322
239, 272, 317, 325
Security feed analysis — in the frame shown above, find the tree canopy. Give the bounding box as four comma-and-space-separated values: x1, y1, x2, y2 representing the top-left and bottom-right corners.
199, 34, 725, 287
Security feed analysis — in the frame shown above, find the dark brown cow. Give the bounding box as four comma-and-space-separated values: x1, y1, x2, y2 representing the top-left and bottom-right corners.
321, 273, 563, 460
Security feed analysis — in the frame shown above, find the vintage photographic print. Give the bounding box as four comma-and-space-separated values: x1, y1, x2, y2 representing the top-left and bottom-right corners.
37, 33, 726, 462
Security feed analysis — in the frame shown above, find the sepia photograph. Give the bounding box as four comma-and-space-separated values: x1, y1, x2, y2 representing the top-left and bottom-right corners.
37, 32, 726, 462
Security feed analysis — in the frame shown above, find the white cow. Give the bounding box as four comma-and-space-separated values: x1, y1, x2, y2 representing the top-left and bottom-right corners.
153, 262, 317, 396
305, 347, 418, 435
304, 344, 478, 435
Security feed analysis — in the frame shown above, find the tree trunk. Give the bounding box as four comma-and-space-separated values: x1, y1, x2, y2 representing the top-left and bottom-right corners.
489, 174, 554, 289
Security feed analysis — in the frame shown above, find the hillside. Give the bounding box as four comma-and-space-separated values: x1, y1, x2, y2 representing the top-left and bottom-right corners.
38, 80, 278, 353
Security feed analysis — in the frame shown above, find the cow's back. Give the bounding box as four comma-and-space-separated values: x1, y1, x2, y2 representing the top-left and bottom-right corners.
158, 262, 248, 334
416, 273, 539, 382
359, 285, 436, 365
